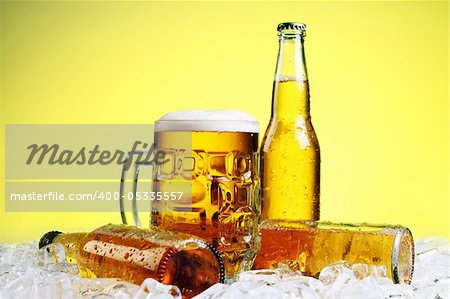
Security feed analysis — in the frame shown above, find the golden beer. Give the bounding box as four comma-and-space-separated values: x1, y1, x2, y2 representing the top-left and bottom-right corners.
152, 110, 260, 280
253, 220, 414, 284
261, 22, 320, 221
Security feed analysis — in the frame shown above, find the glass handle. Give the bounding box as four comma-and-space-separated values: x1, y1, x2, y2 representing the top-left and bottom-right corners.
120, 151, 152, 227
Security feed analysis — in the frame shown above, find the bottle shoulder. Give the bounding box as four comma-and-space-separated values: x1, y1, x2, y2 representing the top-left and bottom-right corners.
261, 118, 320, 153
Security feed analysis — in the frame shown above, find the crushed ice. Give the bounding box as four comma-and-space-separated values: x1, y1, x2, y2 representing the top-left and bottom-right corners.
0, 242, 181, 299
195, 238, 450, 299
0, 238, 449, 299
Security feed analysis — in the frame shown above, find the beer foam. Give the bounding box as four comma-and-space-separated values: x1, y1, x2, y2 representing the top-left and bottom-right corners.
155, 110, 259, 133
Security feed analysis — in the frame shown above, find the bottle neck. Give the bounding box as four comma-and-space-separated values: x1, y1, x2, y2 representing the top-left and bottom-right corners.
53, 232, 87, 262
272, 34, 310, 120
275, 34, 308, 81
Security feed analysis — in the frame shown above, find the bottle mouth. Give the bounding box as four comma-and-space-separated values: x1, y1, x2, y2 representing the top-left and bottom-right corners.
391, 226, 415, 284
157, 240, 225, 298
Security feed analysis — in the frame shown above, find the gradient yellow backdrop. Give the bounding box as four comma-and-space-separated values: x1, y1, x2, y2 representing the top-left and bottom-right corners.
0, 1, 448, 242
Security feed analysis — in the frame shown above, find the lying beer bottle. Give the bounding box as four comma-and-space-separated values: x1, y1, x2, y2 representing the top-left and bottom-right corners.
261, 22, 320, 221
39, 224, 225, 298
253, 220, 415, 284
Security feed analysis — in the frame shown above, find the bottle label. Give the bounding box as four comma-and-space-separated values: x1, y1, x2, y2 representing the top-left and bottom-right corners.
83, 240, 168, 271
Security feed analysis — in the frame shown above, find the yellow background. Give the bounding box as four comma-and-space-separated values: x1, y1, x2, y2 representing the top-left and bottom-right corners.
0, 1, 448, 241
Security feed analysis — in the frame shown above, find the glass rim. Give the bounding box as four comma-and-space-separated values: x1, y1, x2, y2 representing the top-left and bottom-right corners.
154, 119, 259, 133
155, 110, 259, 133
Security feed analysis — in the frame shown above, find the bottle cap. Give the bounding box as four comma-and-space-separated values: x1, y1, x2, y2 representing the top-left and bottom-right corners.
39, 231, 62, 249
277, 22, 307, 32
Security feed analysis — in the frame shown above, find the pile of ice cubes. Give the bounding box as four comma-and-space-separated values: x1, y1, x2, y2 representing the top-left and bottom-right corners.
0, 238, 448, 299
0, 242, 181, 299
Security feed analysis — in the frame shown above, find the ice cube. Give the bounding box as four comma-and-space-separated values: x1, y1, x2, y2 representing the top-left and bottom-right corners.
437, 243, 450, 255
36, 243, 67, 266
74, 277, 108, 296
192, 283, 229, 299
413, 285, 438, 299
369, 265, 388, 278
299, 284, 320, 299
319, 261, 355, 285
351, 263, 369, 280
339, 279, 384, 299
246, 285, 285, 299
274, 280, 320, 299
365, 276, 393, 286
413, 241, 450, 289
134, 278, 181, 299
298, 276, 325, 294
55, 275, 76, 299
0, 246, 35, 268
351, 264, 388, 280
220, 285, 245, 299
237, 268, 302, 284
415, 238, 449, 256
103, 282, 139, 298
436, 277, 450, 299
5, 243, 37, 261
230, 280, 259, 292
237, 270, 281, 284
379, 282, 413, 298
272, 280, 303, 296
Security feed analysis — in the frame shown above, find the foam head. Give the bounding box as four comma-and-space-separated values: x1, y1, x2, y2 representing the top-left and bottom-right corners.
155, 110, 259, 133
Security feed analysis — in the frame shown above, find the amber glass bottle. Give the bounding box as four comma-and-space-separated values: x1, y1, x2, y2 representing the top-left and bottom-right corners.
253, 220, 414, 284
39, 224, 225, 298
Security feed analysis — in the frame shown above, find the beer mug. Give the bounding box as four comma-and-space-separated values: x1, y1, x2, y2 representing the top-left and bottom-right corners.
120, 110, 261, 281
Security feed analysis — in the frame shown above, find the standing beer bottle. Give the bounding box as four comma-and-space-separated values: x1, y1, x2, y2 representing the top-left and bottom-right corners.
39, 224, 225, 298
261, 22, 320, 221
